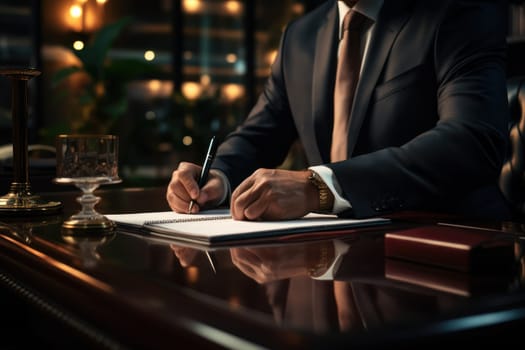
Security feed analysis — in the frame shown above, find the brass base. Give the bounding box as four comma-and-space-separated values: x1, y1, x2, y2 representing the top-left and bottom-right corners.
0, 191, 62, 216
61, 216, 116, 234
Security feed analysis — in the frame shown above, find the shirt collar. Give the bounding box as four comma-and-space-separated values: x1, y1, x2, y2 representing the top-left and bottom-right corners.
337, 0, 383, 28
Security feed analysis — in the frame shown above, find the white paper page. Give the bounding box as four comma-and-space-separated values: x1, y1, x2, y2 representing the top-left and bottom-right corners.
106, 208, 231, 227
149, 214, 389, 241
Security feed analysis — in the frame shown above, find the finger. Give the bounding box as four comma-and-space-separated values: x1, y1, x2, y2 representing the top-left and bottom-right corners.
166, 163, 203, 212
235, 178, 272, 220
232, 188, 256, 220
166, 179, 186, 211
232, 168, 273, 219
166, 164, 199, 212
176, 162, 202, 200
231, 174, 253, 204
243, 188, 271, 221
166, 187, 192, 213
231, 176, 256, 220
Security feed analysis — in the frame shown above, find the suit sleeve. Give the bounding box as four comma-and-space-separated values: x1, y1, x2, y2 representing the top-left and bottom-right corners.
211, 26, 299, 189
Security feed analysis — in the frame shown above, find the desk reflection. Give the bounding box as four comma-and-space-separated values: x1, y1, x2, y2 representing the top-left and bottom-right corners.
62, 233, 114, 269
0, 215, 62, 244
4, 187, 525, 348
216, 236, 522, 333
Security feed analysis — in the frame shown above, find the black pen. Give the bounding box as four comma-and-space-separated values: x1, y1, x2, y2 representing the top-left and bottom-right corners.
189, 136, 217, 213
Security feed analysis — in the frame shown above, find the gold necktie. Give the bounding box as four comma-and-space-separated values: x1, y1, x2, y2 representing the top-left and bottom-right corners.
331, 9, 367, 162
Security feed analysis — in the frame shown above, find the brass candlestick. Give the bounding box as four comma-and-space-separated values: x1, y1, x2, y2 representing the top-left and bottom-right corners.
0, 68, 62, 215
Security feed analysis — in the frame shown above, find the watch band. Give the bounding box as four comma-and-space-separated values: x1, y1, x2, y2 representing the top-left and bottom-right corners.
308, 170, 332, 213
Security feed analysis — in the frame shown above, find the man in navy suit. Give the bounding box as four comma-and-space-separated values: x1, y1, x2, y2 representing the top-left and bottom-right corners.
167, 0, 510, 220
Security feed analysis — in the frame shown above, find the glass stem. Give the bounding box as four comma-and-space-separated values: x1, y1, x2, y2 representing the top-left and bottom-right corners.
72, 184, 103, 219
77, 192, 102, 217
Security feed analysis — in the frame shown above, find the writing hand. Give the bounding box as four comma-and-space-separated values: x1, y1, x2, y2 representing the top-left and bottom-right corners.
230, 168, 318, 220
166, 161, 226, 213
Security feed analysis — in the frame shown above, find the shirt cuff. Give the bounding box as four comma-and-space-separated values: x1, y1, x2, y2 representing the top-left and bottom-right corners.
309, 165, 352, 213
311, 239, 351, 280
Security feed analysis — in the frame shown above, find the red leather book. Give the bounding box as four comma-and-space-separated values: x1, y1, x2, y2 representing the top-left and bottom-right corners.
384, 225, 516, 272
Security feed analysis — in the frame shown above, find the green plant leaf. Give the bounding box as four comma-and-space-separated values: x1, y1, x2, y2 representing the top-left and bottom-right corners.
76, 16, 134, 80
51, 66, 83, 87
104, 58, 160, 82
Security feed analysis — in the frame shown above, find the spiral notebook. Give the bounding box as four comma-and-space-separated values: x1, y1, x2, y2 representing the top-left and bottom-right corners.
106, 209, 390, 246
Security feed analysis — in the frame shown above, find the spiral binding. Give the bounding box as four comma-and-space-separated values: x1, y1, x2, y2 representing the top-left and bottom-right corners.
144, 215, 232, 225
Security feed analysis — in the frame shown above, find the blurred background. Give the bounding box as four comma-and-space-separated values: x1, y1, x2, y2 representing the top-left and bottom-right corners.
0, 0, 524, 191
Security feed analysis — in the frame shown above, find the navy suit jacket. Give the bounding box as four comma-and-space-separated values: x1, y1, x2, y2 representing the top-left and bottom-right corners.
213, 0, 511, 219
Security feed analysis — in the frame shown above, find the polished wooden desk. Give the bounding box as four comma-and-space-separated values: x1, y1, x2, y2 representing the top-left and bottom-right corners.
0, 187, 524, 349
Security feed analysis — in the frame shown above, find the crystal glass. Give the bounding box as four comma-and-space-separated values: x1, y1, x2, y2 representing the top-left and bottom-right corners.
54, 134, 121, 232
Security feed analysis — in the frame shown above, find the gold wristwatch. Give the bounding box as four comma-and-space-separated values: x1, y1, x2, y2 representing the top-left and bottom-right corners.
308, 170, 331, 213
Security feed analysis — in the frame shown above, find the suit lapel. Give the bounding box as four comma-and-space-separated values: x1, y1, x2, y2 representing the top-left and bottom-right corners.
347, 0, 413, 157
311, 3, 338, 164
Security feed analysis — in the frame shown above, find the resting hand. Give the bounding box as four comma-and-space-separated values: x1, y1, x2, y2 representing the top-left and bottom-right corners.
230, 168, 318, 220
230, 242, 335, 283
230, 245, 308, 283
166, 162, 226, 213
